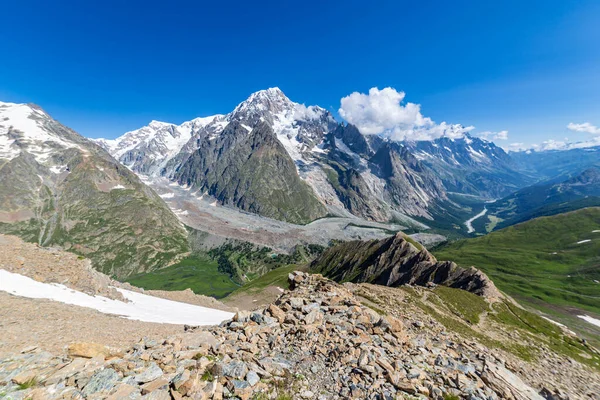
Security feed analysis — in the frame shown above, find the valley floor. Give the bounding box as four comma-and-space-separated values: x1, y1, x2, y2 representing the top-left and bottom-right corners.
147, 177, 444, 252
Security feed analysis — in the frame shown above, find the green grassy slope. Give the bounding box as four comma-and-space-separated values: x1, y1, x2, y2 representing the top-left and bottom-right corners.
127, 242, 324, 299
434, 208, 600, 317
126, 255, 239, 299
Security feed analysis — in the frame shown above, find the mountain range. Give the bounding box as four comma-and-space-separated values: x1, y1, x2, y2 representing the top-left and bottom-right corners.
1, 88, 599, 280
96, 88, 538, 226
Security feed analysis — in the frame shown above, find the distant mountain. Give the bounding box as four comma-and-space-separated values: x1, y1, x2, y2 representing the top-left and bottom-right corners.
101, 88, 459, 224
95, 115, 224, 176
0, 101, 189, 278
510, 146, 600, 182
99, 88, 575, 232
173, 120, 328, 224
403, 135, 536, 199
476, 167, 600, 232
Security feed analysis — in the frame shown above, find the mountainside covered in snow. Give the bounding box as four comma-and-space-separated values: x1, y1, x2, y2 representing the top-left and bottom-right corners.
0, 101, 189, 277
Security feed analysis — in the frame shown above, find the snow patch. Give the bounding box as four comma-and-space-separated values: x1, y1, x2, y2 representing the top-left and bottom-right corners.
578, 315, 600, 328
111, 184, 126, 190
0, 269, 233, 325
159, 192, 175, 199
49, 165, 66, 174
576, 239, 591, 244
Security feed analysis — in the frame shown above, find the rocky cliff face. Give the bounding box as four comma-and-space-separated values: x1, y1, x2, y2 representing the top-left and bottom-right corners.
172, 120, 328, 224
311, 232, 501, 299
0, 102, 189, 278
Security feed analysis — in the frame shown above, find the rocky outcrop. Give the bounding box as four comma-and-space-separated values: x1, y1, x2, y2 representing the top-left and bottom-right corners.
311, 232, 501, 299
1, 272, 593, 399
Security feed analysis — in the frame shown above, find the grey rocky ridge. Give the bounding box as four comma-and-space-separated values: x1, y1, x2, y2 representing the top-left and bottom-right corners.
0, 102, 189, 278
1, 272, 598, 399
310, 232, 501, 300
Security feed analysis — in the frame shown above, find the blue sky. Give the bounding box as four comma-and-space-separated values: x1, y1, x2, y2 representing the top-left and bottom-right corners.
1, 0, 599, 149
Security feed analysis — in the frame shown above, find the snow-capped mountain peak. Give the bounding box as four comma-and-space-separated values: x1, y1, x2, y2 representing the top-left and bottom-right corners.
0, 101, 83, 163
95, 114, 223, 176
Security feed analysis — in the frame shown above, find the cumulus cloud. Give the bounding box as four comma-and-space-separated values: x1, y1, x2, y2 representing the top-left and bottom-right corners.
512, 121, 600, 152
510, 136, 600, 152
339, 87, 473, 141
478, 130, 508, 141
567, 122, 600, 135
532, 139, 569, 151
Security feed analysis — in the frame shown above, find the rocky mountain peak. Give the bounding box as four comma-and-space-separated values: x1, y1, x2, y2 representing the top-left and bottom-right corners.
148, 120, 171, 129
232, 87, 295, 118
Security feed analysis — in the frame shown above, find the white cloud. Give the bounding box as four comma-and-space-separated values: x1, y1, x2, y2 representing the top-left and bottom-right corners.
532, 139, 569, 151
494, 130, 508, 140
478, 130, 508, 141
567, 122, 600, 135
339, 87, 473, 141
505, 142, 527, 151
511, 136, 600, 152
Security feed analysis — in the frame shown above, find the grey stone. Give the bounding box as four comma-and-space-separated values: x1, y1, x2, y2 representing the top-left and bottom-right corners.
289, 297, 304, 309
223, 360, 248, 379
232, 379, 250, 390
82, 368, 119, 396
250, 312, 264, 324
134, 363, 163, 383
246, 370, 260, 386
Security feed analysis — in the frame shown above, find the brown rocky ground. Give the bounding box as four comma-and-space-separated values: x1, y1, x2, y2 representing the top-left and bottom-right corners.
1, 272, 599, 399
0, 292, 185, 358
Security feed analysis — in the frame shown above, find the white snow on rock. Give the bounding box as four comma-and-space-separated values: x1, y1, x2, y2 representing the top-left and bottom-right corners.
111, 184, 126, 190
576, 239, 591, 244
0, 269, 233, 325
578, 315, 600, 328
0, 101, 81, 163
96, 115, 223, 177
49, 165, 67, 174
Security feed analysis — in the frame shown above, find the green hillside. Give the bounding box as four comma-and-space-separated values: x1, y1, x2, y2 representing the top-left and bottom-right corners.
434, 208, 600, 318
